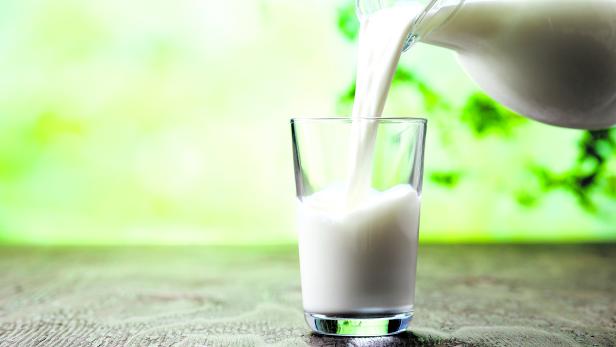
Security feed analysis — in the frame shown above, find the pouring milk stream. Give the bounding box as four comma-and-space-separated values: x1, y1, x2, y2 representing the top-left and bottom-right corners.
298, 4, 425, 314
298, 2, 426, 315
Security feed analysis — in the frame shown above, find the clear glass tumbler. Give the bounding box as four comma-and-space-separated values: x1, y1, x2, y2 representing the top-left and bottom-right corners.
291, 117, 427, 336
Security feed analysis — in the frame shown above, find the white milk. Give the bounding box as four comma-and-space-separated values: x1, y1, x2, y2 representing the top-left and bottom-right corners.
297, 6, 421, 315
297, 5, 421, 315
424, 0, 616, 129
298, 185, 420, 314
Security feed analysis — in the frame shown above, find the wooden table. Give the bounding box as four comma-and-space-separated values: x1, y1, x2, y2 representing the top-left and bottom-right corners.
0, 245, 614, 346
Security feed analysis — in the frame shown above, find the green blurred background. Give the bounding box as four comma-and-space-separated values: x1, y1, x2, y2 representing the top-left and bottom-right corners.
0, 0, 614, 245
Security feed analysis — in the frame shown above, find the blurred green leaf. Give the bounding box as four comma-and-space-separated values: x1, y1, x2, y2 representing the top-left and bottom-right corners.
460, 93, 525, 137
337, 2, 360, 41
430, 171, 463, 189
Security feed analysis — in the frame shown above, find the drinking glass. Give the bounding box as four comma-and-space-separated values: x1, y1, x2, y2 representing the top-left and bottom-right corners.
290, 117, 427, 336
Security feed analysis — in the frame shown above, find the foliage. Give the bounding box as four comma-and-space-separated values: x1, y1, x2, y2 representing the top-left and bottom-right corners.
520, 130, 616, 211
430, 171, 463, 188
337, 2, 360, 41
460, 93, 526, 137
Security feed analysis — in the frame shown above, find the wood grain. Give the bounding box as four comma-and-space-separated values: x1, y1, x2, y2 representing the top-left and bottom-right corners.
0, 245, 614, 346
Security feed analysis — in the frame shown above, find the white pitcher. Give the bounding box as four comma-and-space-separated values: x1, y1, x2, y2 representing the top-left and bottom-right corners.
357, 0, 616, 130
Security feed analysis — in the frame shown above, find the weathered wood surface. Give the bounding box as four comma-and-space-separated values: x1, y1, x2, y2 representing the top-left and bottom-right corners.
0, 245, 614, 347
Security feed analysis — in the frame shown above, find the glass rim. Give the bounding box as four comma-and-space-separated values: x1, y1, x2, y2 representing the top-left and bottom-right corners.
290, 117, 427, 124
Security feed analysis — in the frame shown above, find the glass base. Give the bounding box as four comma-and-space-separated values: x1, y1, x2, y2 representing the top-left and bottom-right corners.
304, 312, 413, 337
